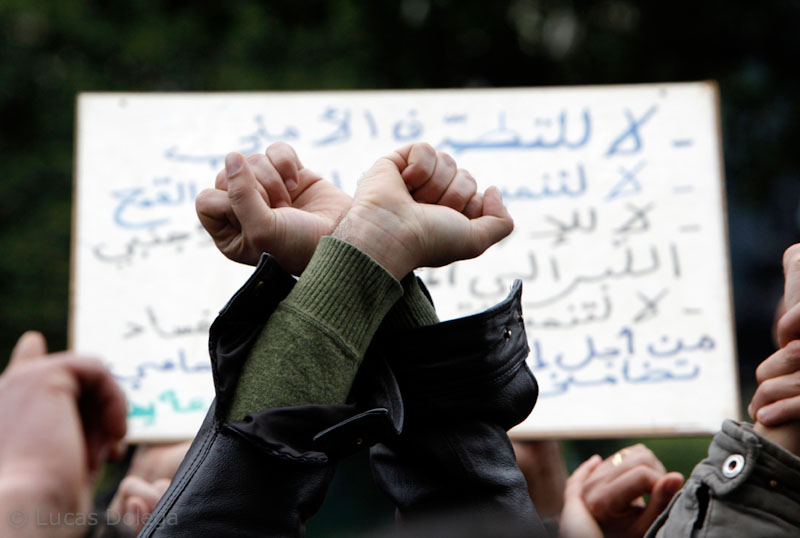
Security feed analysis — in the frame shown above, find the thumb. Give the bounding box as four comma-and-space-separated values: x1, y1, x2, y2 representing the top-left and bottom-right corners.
9, 331, 47, 365
225, 152, 272, 232
465, 186, 514, 256
634, 472, 683, 534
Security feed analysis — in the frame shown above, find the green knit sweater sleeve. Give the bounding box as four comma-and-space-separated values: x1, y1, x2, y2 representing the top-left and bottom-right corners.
225, 236, 403, 422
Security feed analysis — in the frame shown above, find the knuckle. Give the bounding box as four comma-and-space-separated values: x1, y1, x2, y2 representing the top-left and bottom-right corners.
117, 475, 141, 494
783, 339, 800, 359
755, 361, 768, 383
195, 188, 215, 205
461, 169, 477, 186
417, 142, 435, 155
758, 376, 779, 398
776, 314, 795, 343
227, 183, 249, 204
444, 189, 470, 209
437, 151, 457, 169
585, 492, 610, 516
269, 150, 293, 169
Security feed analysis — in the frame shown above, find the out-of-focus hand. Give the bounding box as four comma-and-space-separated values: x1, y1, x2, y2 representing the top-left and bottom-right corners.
106, 440, 191, 534
0, 331, 127, 537
106, 476, 171, 534
332, 143, 513, 279
196, 142, 351, 275
753, 243, 800, 454
579, 444, 683, 538
512, 440, 567, 519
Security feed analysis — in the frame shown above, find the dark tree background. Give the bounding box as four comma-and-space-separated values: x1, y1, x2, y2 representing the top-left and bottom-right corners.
1, 1, 798, 535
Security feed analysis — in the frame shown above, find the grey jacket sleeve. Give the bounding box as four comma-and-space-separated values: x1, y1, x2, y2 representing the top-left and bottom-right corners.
646, 419, 800, 537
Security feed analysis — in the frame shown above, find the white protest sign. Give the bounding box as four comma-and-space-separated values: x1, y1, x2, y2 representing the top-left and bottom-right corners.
72, 83, 738, 440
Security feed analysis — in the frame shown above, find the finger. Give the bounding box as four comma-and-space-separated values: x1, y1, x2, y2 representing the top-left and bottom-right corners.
594, 444, 667, 480
284, 168, 329, 205
265, 141, 302, 192
245, 153, 290, 208
585, 466, 661, 518
152, 478, 172, 499
461, 186, 514, 258
215, 167, 228, 190
755, 342, 800, 384
9, 331, 47, 366
564, 454, 603, 498
632, 472, 683, 536
436, 168, 478, 213
777, 304, 800, 348
756, 394, 800, 426
560, 454, 605, 538
626, 475, 682, 537
400, 143, 437, 191
62, 357, 128, 472
385, 144, 411, 174
117, 476, 160, 503
582, 445, 666, 511
751, 370, 800, 414
412, 151, 458, 203
125, 497, 150, 532
463, 192, 483, 219
196, 188, 240, 236
225, 152, 273, 234
246, 153, 288, 208
362, 156, 408, 193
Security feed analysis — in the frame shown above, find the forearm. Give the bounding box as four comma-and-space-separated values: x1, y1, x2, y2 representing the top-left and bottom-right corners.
225, 236, 403, 421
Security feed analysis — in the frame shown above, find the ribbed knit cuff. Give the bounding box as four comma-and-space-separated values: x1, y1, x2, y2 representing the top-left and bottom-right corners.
382, 273, 440, 330
283, 236, 403, 356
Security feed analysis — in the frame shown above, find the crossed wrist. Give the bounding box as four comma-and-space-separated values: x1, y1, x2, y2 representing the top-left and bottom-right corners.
331, 206, 417, 280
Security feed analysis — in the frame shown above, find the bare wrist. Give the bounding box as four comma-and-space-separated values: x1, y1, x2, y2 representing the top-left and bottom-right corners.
331, 207, 417, 280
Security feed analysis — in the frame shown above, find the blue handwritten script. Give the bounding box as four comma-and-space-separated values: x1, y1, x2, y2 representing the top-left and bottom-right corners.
437, 109, 591, 154
128, 389, 209, 425
109, 348, 210, 391
111, 177, 199, 230
92, 223, 211, 267
500, 163, 588, 202
529, 327, 712, 397
165, 115, 299, 169
76, 88, 729, 437
122, 306, 212, 340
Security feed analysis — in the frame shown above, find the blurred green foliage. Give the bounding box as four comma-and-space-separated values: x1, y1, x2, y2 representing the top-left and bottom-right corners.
1, 0, 799, 535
